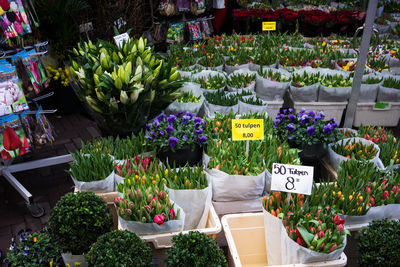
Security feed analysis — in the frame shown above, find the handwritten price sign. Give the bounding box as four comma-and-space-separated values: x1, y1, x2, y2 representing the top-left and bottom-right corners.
232, 119, 264, 141
270, 163, 314, 195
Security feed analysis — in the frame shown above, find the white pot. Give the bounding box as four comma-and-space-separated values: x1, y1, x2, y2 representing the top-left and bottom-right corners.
61, 252, 88, 267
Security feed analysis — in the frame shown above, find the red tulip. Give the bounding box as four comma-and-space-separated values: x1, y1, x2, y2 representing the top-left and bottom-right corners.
330, 243, 337, 252
114, 197, 120, 206
392, 185, 399, 195
297, 236, 306, 247
338, 223, 345, 233
3, 127, 22, 150
366, 185, 371, 195
318, 230, 325, 238
154, 214, 166, 226
370, 197, 375, 207
383, 190, 389, 200
1, 149, 11, 161
169, 208, 176, 220
333, 215, 345, 225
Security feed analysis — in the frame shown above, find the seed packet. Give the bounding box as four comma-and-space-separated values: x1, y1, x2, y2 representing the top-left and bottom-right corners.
0, 113, 30, 161
22, 107, 54, 146
0, 0, 32, 39
166, 22, 185, 43
0, 65, 28, 116
186, 20, 202, 41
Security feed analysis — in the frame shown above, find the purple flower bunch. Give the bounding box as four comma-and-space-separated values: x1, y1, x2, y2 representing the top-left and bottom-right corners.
274, 108, 338, 147
146, 111, 208, 151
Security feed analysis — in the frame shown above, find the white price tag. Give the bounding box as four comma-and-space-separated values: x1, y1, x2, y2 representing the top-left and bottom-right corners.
270, 163, 314, 195
113, 33, 130, 48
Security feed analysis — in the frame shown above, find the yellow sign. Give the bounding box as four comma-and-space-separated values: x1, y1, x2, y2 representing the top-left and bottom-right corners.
232, 119, 264, 141
262, 21, 276, 31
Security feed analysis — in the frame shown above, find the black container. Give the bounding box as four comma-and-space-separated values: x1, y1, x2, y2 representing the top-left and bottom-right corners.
157, 145, 203, 167
299, 143, 328, 183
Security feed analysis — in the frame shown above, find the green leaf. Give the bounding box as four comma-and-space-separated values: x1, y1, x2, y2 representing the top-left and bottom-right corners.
297, 225, 315, 247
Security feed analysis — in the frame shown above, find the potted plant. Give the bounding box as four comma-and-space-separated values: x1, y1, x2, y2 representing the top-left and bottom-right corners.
146, 111, 208, 166
289, 71, 323, 102
161, 163, 211, 230
115, 183, 184, 235
48, 191, 113, 267
3, 228, 61, 267
67, 150, 115, 192
273, 109, 338, 159
166, 231, 227, 266
319, 74, 352, 102
85, 230, 152, 267
357, 219, 400, 267
263, 192, 349, 265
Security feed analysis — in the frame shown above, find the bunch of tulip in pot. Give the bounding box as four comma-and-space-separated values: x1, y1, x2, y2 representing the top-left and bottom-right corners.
263, 191, 350, 265
273, 109, 339, 181
146, 111, 208, 167
115, 181, 184, 235
159, 162, 211, 230
67, 150, 115, 192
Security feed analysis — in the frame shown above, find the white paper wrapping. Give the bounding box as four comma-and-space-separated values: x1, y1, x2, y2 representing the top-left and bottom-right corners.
61, 253, 88, 267
204, 101, 238, 118
238, 99, 268, 114
318, 85, 351, 102
377, 84, 400, 102
263, 209, 346, 265
256, 68, 290, 101
71, 171, 115, 192
206, 168, 265, 202
118, 201, 185, 235
165, 82, 205, 115
327, 137, 385, 171
166, 177, 212, 230
344, 204, 400, 226
224, 63, 250, 74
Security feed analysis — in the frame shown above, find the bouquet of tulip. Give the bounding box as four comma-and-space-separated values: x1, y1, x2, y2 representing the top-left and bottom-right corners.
68, 151, 114, 182
263, 191, 349, 257
357, 125, 392, 145
176, 92, 202, 103
227, 73, 256, 89
204, 111, 235, 139
70, 37, 183, 134
67, 150, 115, 192
273, 109, 338, 147
367, 57, 389, 72
225, 49, 250, 66
379, 137, 400, 167
207, 139, 265, 176
258, 68, 290, 82
158, 162, 211, 230
115, 184, 182, 229
331, 139, 378, 160
192, 74, 226, 90
197, 54, 225, 68
263, 138, 301, 175
161, 163, 208, 190
291, 72, 323, 87
382, 76, 400, 90
337, 60, 356, 72
80, 130, 154, 160
114, 155, 153, 179
321, 74, 352, 87
239, 96, 264, 106
205, 90, 238, 106
338, 128, 358, 139
363, 76, 382, 84
251, 47, 279, 67
146, 111, 208, 153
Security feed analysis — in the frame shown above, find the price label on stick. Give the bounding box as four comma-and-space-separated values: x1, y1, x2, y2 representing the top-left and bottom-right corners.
114, 32, 130, 48
270, 163, 314, 195
262, 21, 276, 31
232, 119, 264, 141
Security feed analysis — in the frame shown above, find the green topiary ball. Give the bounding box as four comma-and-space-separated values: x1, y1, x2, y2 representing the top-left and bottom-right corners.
358, 219, 400, 267
86, 230, 152, 267
48, 191, 113, 255
166, 231, 227, 267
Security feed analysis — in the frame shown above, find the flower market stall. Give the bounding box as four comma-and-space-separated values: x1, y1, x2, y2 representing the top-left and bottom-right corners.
3, 0, 400, 266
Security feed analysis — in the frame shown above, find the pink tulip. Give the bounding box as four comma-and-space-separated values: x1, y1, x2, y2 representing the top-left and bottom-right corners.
392, 185, 399, 195
370, 197, 375, 207
318, 230, 325, 238
169, 208, 176, 220
330, 243, 337, 252
333, 215, 345, 225
383, 190, 389, 200
338, 223, 344, 233
154, 214, 166, 226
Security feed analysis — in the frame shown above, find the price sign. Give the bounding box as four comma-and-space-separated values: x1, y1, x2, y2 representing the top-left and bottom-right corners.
232, 119, 264, 141
113, 32, 130, 48
270, 163, 314, 195
262, 21, 276, 31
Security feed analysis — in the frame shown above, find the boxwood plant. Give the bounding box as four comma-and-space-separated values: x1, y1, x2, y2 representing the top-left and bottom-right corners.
166, 231, 227, 267
48, 191, 113, 255
86, 230, 152, 267
358, 219, 400, 267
